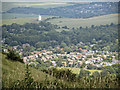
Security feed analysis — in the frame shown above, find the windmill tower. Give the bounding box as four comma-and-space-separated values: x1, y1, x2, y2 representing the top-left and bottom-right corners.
38, 15, 41, 21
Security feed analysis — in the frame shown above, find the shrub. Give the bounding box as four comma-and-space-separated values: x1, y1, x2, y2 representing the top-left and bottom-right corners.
6, 49, 24, 63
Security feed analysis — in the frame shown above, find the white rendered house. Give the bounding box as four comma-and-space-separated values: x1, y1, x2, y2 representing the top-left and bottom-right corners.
38, 15, 42, 21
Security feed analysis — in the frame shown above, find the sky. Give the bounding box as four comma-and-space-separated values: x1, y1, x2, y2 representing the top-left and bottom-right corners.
1, 0, 120, 2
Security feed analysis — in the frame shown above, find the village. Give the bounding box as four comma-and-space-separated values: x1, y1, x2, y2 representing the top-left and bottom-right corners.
3, 42, 118, 69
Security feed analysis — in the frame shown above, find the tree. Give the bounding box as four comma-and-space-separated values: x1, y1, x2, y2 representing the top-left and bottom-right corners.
64, 47, 72, 53
6, 49, 23, 63
100, 70, 109, 77
62, 26, 68, 29
79, 69, 91, 78
10, 41, 18, 46
91, 38, 96, 44
56, 49, 61, 54
112, 64, 120, 78
92, 71, 100, 78
81, 62, 86, 68
91, 25, 95, 28
56, 58, 62, 67
60, 42, 67, 48
103, 66, 116, 74
87, 64, 95, 70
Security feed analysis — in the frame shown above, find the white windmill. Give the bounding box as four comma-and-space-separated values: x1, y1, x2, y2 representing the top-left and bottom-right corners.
38, 15, 42, 21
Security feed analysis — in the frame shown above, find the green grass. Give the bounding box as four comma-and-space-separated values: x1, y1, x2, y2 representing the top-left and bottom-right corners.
2, 13, 38, 20
57, 67, 102, 75
47, 14, 119, 29
2, 17, 37, 25
2, 2, 74, 12
2, 15, 54, 25
18, 2, 74, 9
2, 53, 55, 87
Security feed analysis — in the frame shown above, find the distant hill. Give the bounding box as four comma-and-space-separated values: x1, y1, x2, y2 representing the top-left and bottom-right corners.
7, 2, 119, 18
2, 0, 120, 2
47, 14, 119, 28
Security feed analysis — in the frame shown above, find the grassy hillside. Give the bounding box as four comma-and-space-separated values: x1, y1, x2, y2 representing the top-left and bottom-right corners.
47, 14, 119, 29
1, 53, 120, 88
2, 14, 119, 27
2, 15, 53, 25
2, 53, 55, 88
2, 17, 37, 25
2, 13, 38, 20
2, 2, 73, 12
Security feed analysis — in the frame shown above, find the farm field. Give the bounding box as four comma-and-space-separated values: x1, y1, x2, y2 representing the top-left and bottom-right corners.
57, 67, 102, 75
2, 13, 119, 27
2, 15, 53, 25
16, 2, 74, 8
2, 2, 74, 12
2, 17, 37, 25
2, 13, 38, 20
47, 14, 119, 28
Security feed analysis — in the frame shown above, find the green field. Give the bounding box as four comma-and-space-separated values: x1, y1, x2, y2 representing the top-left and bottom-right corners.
2, 13, 38, 20
57, 67, 102, 75
47, 14, 119, 28
2, 17, 37, 25
16, 2, 74, 9
2, 15, 54, 25
2, 2, 74, 12
2, 13, 119, 29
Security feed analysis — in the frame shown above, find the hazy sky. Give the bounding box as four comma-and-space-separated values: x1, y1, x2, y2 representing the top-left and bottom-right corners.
1, 0, 120, 2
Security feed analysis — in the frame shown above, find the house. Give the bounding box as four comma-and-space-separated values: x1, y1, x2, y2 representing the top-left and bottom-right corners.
82, 49, 87, 53
70, 52, 74, 55
106, 63, 112, 66
23, 57, 29, 64
13, 46, 18, 50
34, 54, 38, 58
22, 43, 30, 48
68, 62, 73, 67
23, 57, 27, 62
41, 57, 47, 61
112, 56, 115, 60
67, 59, 73, 62
38, 15, 42, 21
34, 51, 41, 54
85, 61, 91, 64
77, 61, 83, 66
60, 48, 63, 51
62, 62, 67, 67
38, 54, 42, 57
3, 49, 8, 53
50, 61, 56, 66
28, 62, 37, 66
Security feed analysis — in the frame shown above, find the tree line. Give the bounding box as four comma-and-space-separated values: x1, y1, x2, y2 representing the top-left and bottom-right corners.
7, 2, 119, 18
2, 22, 119, 52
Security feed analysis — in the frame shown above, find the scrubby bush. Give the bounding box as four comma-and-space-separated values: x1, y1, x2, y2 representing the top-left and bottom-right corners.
6, 49, 23, 63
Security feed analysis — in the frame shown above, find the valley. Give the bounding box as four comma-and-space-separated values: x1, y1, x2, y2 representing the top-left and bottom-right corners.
1, 1, 120, 88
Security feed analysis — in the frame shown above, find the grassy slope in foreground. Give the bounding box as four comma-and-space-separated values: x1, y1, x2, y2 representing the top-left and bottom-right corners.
47, 14, 119, 29
2, 53, 55, 87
